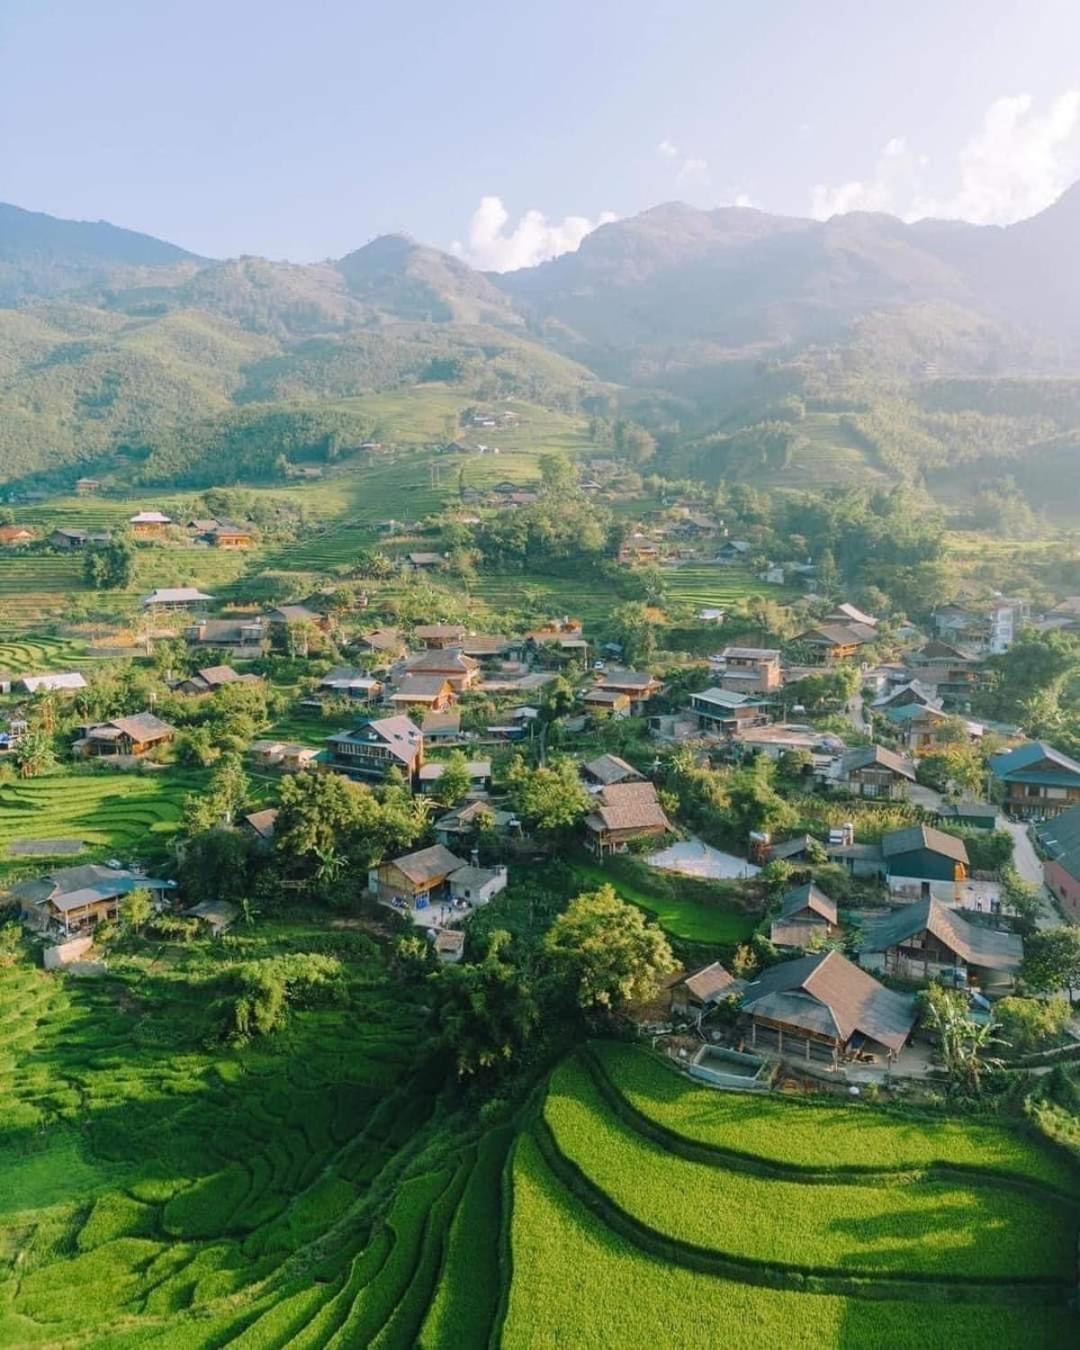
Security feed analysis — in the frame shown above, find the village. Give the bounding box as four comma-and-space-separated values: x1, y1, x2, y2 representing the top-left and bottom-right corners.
3, 462, 1079, 1096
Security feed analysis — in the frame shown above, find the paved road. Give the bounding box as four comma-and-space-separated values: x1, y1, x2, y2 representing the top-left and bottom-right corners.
999, 816, 1061, 930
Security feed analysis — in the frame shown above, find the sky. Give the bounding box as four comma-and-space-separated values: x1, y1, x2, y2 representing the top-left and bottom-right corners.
3, 0, 1080, 269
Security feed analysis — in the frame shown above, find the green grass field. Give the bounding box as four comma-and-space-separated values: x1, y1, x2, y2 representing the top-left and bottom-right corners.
571, 860, 756, 945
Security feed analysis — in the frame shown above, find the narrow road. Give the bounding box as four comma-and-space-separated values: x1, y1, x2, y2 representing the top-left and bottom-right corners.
999, 816, 1061, 930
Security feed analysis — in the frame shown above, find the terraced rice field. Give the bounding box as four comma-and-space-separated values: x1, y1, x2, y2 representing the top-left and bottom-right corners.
0, 934, 517, 1349
0, 769, 205, 865
662, 563, 787, 612
0, 631, 113, 672
505, 1047, 1080, 1348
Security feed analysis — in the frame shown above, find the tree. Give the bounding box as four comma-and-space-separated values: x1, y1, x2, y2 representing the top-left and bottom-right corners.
120, 888, 154, 935
995, 996, 1071, 1054
543, 885, 677, 1014
180, 828, 258, 902
610, 601, 657, 667
507, 755, 591, 836
83, 536, 136, 590
432, 929, 539, 1077
13, 730, 56, 779
1023, 927, 1080, 1002
437, 750, 472, 807
184, 753, 249, 833
539, 454, 577, 497
919, 985, 1005, 1093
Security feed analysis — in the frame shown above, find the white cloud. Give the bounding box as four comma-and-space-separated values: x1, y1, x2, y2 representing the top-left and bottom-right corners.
912, 91, 1080, 223
733, 192, 754, 208
452, 195, 618, 272
657, 139, 679, 158
810, 91, 1080, 224
677, 156, 710, 187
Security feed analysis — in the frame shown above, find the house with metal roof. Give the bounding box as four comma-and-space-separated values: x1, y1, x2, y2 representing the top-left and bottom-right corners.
141, 587, 216, 609
581, 754, 645, 787
387, 675, 456, 711
325, 715, 423, 783
741, 949, 916, 1066
18, 671, 88, 694
835, 744, 916, 799
881, 824, 969, 900
1036, 803, 1080, 922
989, 741, 1080, 819
859, 897, 1023, 995
689, 686, 769, 734
670, 961, 742, 1021
12, 864, 176, 935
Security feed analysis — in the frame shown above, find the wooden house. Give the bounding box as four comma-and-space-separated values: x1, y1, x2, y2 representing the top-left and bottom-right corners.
387, 675, 456, 711
324, 715, 423, 784
584, 782, 670, 857
989, 741, 1080, 820
129, 511, 172, 537
769, 882, 840, 949
74, 712, 174, 758
367, 844, 468, 905
835, 745, 916, 799
740, 950, 916, 1065
859, 897, 1022, 995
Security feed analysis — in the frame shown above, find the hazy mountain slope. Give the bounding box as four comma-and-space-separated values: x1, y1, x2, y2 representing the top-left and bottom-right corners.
0, 201, 204, 305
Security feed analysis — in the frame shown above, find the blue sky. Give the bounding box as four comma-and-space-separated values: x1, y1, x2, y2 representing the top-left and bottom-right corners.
3, 0, 1080, 267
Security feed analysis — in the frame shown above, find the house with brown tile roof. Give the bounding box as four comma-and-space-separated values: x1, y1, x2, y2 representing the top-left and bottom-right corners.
859, 897, 1023, 995
769, 882, 840, 950
387, 675, 456, 711
581, 753, 645, 787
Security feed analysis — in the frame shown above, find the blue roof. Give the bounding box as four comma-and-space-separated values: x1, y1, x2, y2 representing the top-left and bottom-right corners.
989, 741, 1080, 785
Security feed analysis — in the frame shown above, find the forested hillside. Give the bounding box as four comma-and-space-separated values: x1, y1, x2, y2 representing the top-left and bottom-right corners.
3, 189, 1080, 508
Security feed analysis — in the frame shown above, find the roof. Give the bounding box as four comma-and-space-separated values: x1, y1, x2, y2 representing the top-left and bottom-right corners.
189, 617, 265, 642
436, 800, 512, 832
388, 843, 468, 886
989, 741, 1080, 787
768, 834, 818, 861
390, 675, 453, 701
12, 864, 175, 909
692, 687, 753, 710
434, 929, 466, 955
320, 666, 378, 689
860, 898, 1023, 973
422, 710, 461, 734
130, 511, 171, 523
331, 715, 423, 764
92, 712, 174, 743
270, 604, 319, 623
720, 646, 780, 661
586, 781, 669, 833
408, 552, 443, 565
357, 628, 403, 652
681, 961, 740, 1003
717, 539, 750, 553
582, 688, 630, 705
582, 754, 643, 785
187, 900, 240, 926
460, 634, 512, 656
797, 622, 876, 647
915, 639, 977, 662
1038, 804, 1080, 878
195, 665, 242, 685
885, 701, 948, 725
881, 824, 968, 866
243, 809, 278, 839
20, 671, 87, 692
405, 649, 479, 675
140, 585, 214, 607
871, 680, 938, 709
937, 800, 998, 822
418, 759, 490, 781
448, 864, 501, 890
831, 602, 877, 627
740, 950, 916, 1052
778, 882, 838, 925
597, 670, 658, 690
839, 744, 916, 781
414, 624, 466, 640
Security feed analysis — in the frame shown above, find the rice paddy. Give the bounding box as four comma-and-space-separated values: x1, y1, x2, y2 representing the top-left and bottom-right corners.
504, 1047, 1080, 1348
0, 768, 204, 867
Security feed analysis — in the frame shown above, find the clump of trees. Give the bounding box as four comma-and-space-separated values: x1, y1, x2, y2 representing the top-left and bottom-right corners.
83, 536, 136, 590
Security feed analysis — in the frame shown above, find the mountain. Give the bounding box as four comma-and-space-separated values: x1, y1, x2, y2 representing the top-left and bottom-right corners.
2, 191, 1080, 503
0, 201, 203, 305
